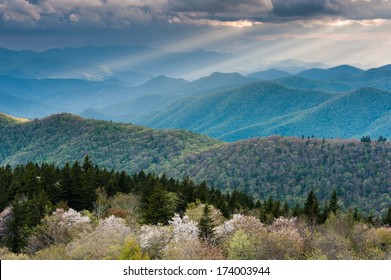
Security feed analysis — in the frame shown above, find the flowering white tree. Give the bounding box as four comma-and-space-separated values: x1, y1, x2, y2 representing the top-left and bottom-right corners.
169, 214, 199, 242
215, 214, 265, 239
27, 208, 92, 254
66, 215, 133, 260
139, 224, 172, 259
268, 217, 303, 244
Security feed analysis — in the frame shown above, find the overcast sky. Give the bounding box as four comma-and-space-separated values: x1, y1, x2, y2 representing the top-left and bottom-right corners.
1, 0, 391, 67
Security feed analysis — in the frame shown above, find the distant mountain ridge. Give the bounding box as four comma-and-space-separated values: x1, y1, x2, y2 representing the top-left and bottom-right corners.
0, 46, 329, 80
141, 82, 391, 141
0, 47, 390, 141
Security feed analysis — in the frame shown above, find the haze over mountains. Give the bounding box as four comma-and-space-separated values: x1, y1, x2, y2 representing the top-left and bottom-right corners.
0, 46, 390, 141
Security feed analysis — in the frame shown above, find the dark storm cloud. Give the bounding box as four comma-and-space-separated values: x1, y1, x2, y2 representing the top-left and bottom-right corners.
1, 0, 391, 30
0, 0, 272, 29
271, 0, 330, 17
166, 0, 272, 14
270, 0, 391, 20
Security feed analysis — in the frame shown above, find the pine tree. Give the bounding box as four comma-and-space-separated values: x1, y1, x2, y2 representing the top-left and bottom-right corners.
292, 202, 303, 217
303, 190, 319, 226
383, 207, 391, 226
198, 204, 215, 242
328, 189, 340, 215
142, 183, 172, 225
80, 155, 97, 210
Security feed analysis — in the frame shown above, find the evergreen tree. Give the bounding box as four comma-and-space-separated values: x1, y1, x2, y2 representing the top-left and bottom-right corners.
198, 204, 215, 242
377, 135, 387, 142
0, 165, 12, 210
142, 183, 172, 225
292, 202, 303, 217
80, 155, 97, 210
282, 201, 290, 217
5, 192, 51, 253
60, 162, 73, 206
303, 190, 319, 226
328, 189, 340, 215
360, 136, 371, 143
382, 207, 391, 226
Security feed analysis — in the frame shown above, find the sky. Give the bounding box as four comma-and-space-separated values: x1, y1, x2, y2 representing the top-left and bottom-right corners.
1, 0, 391, 68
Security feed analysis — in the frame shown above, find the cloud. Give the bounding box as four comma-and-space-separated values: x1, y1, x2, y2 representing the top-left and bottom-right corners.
270, 0, 391, 20
1, 0, 157, 29
166, 0, 273, 14
0, 0, 40, 24
0, 0, 391, 32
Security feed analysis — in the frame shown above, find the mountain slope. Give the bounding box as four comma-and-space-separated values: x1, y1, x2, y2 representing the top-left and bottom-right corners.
0, 113, 389, 215
172, 136, 391, 215
220, 87, 391, 141
0, 91, 54, 118
0, 113, 30, 124
0, 75, 135, 116
247, 69, 292, 80
0, 113, 221, 173
143, 81, 391, 141
83, 72, 254, 122
297, 65, 364, 80
144, 82, 336, 140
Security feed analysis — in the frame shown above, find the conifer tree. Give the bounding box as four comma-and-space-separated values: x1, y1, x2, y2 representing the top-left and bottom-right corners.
304, 190, 319, 226
328, 190, 340, 215
198, 204, 215, 242
80, 155, 97, 210
142, 183, 172, 225
383, 207, 391, 226
292, 202, 303, 217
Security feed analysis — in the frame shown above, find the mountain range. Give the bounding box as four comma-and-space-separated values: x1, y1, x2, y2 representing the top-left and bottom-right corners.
0, 46, 327, 81
0, 113, 389, 216
0, 46, 390, 141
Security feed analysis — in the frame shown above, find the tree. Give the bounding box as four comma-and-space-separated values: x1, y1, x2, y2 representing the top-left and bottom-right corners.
142, 183, 173, 225
5, 192, 51, 253
360, 136, 371, 143
383, 208, 391, 226
227, 229, 254, 260
80, 155, 97, 210
118, 238, 149, 260
198, 204, 215, 242
328, 190, 340, 215
292, 202, 303, 217
303, 190, 319, 226
377, 136, 387, 142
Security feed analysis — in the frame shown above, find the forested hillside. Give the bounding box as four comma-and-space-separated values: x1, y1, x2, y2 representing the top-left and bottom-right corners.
0, 114, 390, 216
145, 84, 391, 141
172, 136, 391, 215
0, 113, 220, 172
0, 160, 390, 259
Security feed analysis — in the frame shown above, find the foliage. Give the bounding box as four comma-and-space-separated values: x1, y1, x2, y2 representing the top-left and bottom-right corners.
118, 238, 149, 260
1, 115, 389, 216
26, 208, 92, 254
0, 159, 389, 259
66, 216, 132, 260
185, 202, 225, 225
173, 137, 391, 216
139, 224, 172, 260
198, 204, 216, 242
169, 214, 198, 242
0, 247, 29, 260
227, 229, 255, 260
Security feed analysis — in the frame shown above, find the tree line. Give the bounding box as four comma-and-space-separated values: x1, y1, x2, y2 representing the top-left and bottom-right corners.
0, 157, 390, 254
